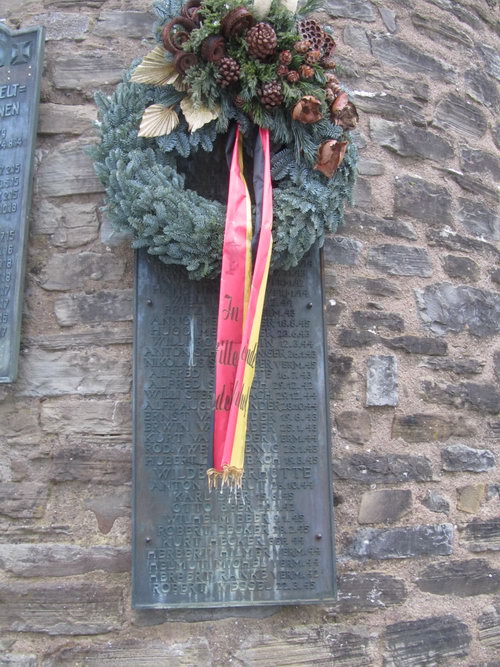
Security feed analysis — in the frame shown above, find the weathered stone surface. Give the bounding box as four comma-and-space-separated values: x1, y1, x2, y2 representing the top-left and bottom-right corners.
0, 484, 48, 520
392, 413, 472, 442
323, 236, 362, 265
492, 269, 500, 286
461, 147, 500, 181
465, 68, 500, 110
17, 349, 131, 397
417, 559, 500, 596
333, 453, 433, 484
353, 311, 404, 333
94, 10, 153, 38
344, 210, 417, 241
55, 290, 133, 326
0, 400, 40, 444
352, 177, 372, 209
489, 421, 500, 439
23, 330, 133, 350
50, 438, 131, 485
44, 638, 211, 666
32, 201, 99, 248
132, 606, 278, 626
495, 350, 500, 383
41, 399, 131, 436
442, 255, 480, 282
37, 141, 105, 197
478, 600, 500, 648
411, 12, 473, 47
419, 356, 484, 375
85, 490, 130, 534
349, 524, 453, 559
370, 119, 453, 162
331, 573, 406, 614
326, 299, 344, 326
343, 24, 371, 51
422, 490, 450, 514
33, 12, 89, 40
338, 329, 378, 348
366, 355, 398, 407
352, 92, 426, 125
458, 199, 499, 244
357, 158, 385, 176
379, 6, 397, 32
416, 283, 500, 337
100, 215, 133, 247
0, 544, 130, 577
43, 0, 105, 6
394, 175, 452, 225
335, 410, 371, 444
348, 277, 402, 298
462, 518, 500, 552
477, 42, 500, 82
38, 103, 96, 135
447, 170, 499, 205
328, 353, 354, 398
434, 94, 487, 139
0, 582, 123, 635
426, 227, 500, 259
368, 245, 432, 277
457, 484, 486, 513
326, 0, 375, 21
52, 51, 128, 90
421, 380, 500, 414
40, 252, 125, 291
0, 654, 36, 666
358, 489, 412, 524
442, 444, 495, 472
384, 335, 447, 355
370, 34, 455, 81
384, 615, 471, 666
494, 122, 500, 151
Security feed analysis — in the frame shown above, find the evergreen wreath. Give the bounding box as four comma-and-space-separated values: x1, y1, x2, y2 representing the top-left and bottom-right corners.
91, 0, 359, 280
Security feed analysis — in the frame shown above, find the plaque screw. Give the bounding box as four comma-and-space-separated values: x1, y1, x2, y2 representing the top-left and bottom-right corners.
145, 537, 151, 543
146, 299, 153, 306
306, 302, 313, 309
315, 533, 322, 540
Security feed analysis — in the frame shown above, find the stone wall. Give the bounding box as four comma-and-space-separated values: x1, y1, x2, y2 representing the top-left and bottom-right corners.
0, 0, 498, 664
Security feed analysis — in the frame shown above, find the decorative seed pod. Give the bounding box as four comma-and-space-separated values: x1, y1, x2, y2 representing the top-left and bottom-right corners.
162, 17, 197, 54
294, 39, 311, 54
200, 35, 226, 62
292, 96, 323, 123
322, 33, 336, 57
276, 64, 289, 77
174, 50, 199, 74
314, 139, 347, 179
221, 6, 254, 38
181, 0, 202, 26
298, 64, 314, 79
305, 49, 321, 65
287, 70, 300, 83
321, 56, 336, 70
298, 18, 324, 51
331, 91, 349, 113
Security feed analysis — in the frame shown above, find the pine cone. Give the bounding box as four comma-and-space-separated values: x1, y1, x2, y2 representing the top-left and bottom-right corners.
279, 50, 292, 65
294, 39, 311, 54
287, 70, 300, 83
325, 72, 339, 85
299, 64, 314, 79
246, 23, 277, 60
322, 56, 336, 70
305, 49, 321, 65
277, 64, 289, 77
298, 19, 324, 50
234, 95, 245, 108
217, 57, 241, 87
259, 80, 283, 109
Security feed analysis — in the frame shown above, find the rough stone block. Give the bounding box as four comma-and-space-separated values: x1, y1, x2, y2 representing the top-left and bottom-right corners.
0, 544, 130, 577
358, 489, 412, 524
442, 255, 480, 282
462, 518, 500, 552
477, 42, 500, 82
0, 400, 40, 444
352, 177, 372, 209
338, 329, 378, 348
50, 438, 131, 485
40, 252, 125, 291
368, 245, 432, 277
370, 119, 453, 162
0, 582, 123, 635
379, 6, 397, 32
17, 349, 131, 397
411, 12, 473, 47
94, 10, 154, 38
366, 355, 398, 407
335, 410, 371, 444
394, 174, 452, 225
447, 170, 499, 205
41, 399, 131, 436
352, 92, 426, 125
349, 524, 453, 559
478, 600, 500, 649
358, 158, 385, 176
328, 353, 353, 398
326, 0, 375, 21
325, 299, 344, 326
457, 484, 486, 514
348, 277, 401, 298
442, 444, 495, 472
55, 290, 133, 326
32, 201, 99, 248
370, 35, 455, 81
384, 615, 471, 666
458, 199, 500, 241
0, 483, 48, 520
52, 51, 128, 90
417, 559, 500, 596
333, 452, 433, 484
38, 104, 96, 135
392, 413, 472, 442
344, 210, 417, 241
353, 311, 404, 333
416, 283, 500, 337
461, 147, 500, 181
330, 573, 406, 614
37, 141, 105, 197
422, 490, 450, 514
343, 25, 371, 51
434, 93, 487, 139
85, 490, 131, 534
421, 380, 500, 414
426, 228, 500, 260
33, 12, 89, 40
323, 236, 362, 265
465, 68, 500, 110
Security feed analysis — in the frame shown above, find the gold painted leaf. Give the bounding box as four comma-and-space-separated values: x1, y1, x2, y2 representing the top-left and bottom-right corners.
180, 97, 219, 133
131, 46, 178, 86
138, 104, 180, 137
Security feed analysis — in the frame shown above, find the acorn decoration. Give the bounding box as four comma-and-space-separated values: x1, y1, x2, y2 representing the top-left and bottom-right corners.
246, 22, 278, 59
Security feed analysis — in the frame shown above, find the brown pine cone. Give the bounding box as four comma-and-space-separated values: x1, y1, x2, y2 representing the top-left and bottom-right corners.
279, 50, 293, 65
287, 70, 300, 83
246, 22, 277, 60
325, 72, 339, 84
259, 80, 283, 109
294, 39, 311, 54
305, 49, 321, 65
322, 56, 336, 70
277, 64, 289, 77
298, 19, 324, 50
299, 64, 314, 79
217, 57, 240, 87
234, 95, 245, 108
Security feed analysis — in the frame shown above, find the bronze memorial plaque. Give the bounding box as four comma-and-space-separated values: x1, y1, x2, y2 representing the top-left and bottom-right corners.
133, 245, 335, 608
0, 24, 44, 383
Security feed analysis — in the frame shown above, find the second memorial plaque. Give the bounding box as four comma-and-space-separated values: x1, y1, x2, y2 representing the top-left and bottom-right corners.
133, 246, 335, 608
